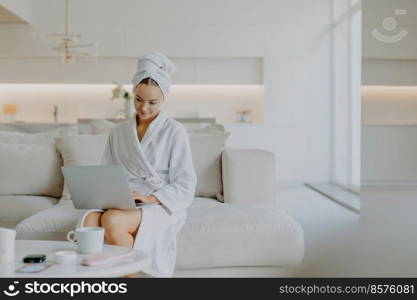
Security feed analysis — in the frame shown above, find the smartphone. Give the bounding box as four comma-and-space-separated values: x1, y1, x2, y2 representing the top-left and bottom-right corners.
22, 254, 47, 264
16, 263, 52, 273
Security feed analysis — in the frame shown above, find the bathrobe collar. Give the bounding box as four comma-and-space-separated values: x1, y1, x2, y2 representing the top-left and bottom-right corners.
132, 110, 168, 151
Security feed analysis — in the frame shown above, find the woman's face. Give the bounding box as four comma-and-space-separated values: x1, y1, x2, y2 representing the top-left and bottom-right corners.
134, 83, 164, 120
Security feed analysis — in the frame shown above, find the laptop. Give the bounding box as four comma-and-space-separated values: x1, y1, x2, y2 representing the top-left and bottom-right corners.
62, 165, 158, 210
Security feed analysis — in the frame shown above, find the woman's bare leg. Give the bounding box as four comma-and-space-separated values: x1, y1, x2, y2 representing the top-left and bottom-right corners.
83, 212, 103, 227
100, 209, 142, 248
100, 209, 143, 278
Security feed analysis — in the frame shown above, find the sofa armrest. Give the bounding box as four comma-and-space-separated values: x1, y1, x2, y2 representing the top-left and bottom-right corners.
222, 148, 276, 205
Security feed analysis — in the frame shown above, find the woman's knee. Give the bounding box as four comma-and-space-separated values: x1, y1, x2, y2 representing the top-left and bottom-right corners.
101, 211, 125, 240
103, 226, 127, 244
83, 211, 102, 227
101, 209, 141, 236
101, 209, 124, 228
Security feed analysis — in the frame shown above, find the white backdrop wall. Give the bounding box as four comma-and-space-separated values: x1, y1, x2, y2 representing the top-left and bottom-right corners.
0, 84, 264, 124
363, 0, 417, 85
363, 0, 417, 61
362, 125, 417, 185
362, 0, 417, 88
362, 86, 417, 125
0, 0, 337, 185
362, 87, 417, 185
362, 0, 417, 185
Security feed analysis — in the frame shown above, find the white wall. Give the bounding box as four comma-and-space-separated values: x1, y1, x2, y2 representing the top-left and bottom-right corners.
0, 0, 335, 185
363, 0, 417, 60
362, 0, 417, 85
362, 86, 417, 125
0, 55, 263, 85
0, 84, 264, 124
363, 59, 417, 86
362, 0, 417, 185
362, 125, 417, 185
362, 86, 417, 185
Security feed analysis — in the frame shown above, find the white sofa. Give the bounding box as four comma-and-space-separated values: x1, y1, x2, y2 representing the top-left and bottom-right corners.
0, 121, 304, 277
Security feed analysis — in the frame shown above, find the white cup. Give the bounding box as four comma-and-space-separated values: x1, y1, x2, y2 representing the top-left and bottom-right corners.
67, 227, 104, 254
0, 228, 16, 264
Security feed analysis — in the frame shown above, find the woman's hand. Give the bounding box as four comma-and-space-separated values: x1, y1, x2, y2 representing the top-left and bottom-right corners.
132, 190, 148, 203
132, 190, 161, 204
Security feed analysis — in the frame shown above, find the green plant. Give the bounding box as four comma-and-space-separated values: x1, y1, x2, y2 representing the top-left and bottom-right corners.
111, 82, 132, 101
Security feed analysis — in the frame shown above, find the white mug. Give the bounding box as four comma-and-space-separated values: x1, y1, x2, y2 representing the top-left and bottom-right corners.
67, 227, 104, 254
0, 228, 16, 264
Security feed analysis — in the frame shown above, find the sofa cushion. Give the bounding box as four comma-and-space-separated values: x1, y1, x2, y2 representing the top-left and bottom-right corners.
222, 149, 276, 205
189, 132, 226, 201
0, 126, 78, 198
0, 195, 58, 225
176, 198, 304, 268
0, 126, 78, 144
90, 119, 115, 134
0, 124, 23, 133
54, 134, 108, 200
55, 134, 108, 166
0, 142, 64, 198
16, 197, 304, 269
15, 201, 82, 234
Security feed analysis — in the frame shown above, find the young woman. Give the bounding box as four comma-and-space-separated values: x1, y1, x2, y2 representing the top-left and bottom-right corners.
76, 52, 197, 277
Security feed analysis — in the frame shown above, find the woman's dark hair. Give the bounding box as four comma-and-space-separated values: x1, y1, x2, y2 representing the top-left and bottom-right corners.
139, 77, 159, 87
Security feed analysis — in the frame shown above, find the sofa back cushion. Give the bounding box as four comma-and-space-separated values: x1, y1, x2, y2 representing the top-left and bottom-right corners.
55, 134, 108, 166
90, 119, 116, 134
0, 126, 78, 143
54, 134, 109, 200
0, 142, 64, 198
0, 127, 78, 198
188, 131, 226, 201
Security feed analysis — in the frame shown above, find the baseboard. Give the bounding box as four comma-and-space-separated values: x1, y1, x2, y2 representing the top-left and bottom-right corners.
305, 183, 360, 214
333, 183, 360, 195
362, 180, 417, 186
275, 181, 305, 187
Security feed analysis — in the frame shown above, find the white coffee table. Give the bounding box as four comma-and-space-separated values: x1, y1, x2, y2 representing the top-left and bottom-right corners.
0, 240, 150, 278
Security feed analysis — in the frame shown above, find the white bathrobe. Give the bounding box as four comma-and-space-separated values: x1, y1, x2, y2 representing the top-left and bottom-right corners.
101, 111, 197, 277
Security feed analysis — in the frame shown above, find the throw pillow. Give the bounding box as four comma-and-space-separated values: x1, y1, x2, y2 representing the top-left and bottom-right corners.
54, 134, 109, 200
0, 142, 64, 198
0, 126, 78, 144
90, 119, 115, 134
188, 131, 227, 201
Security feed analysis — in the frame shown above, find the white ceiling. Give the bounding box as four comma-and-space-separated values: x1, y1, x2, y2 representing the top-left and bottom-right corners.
0, 4, 27, 24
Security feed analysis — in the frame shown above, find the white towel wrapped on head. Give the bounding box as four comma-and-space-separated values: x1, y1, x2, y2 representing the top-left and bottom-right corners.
131, 52, 176, 100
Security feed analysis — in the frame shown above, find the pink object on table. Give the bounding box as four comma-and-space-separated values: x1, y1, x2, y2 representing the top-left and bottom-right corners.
81, 250, 135, 266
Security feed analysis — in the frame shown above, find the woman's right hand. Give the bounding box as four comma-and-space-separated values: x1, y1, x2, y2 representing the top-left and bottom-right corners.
132, 190, 160, 205
132, 190, 145, 203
